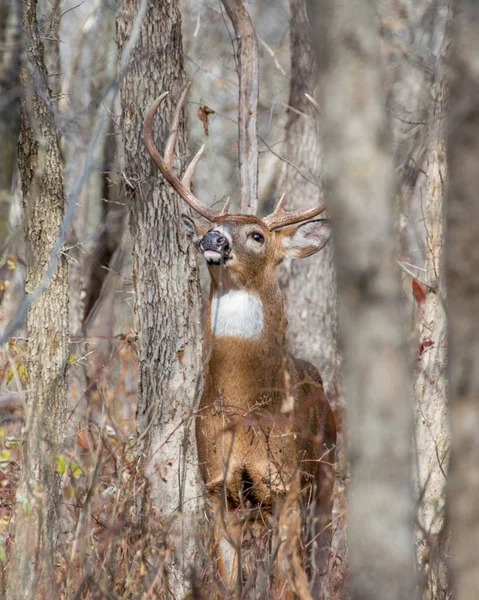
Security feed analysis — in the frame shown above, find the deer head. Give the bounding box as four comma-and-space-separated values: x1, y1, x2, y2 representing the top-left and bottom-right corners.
144, 84, 332, 293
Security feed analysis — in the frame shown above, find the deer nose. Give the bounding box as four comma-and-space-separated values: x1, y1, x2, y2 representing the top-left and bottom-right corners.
200, 231, 230, 252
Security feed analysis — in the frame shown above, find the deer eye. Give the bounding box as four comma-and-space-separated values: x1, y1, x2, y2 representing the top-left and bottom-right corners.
250, 232, 264, 244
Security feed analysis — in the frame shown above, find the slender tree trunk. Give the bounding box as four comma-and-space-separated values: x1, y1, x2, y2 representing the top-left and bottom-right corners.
378, 4, 452, 597
221, 0, 259, 214
117, 1, 203, 596
447, 4, 479, 599
312, 1, 417, 598
413, 53, 450, 600
6, 0, 69, 597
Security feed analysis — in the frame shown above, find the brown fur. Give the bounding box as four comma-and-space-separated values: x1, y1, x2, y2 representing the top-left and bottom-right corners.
189, 215, 336, 597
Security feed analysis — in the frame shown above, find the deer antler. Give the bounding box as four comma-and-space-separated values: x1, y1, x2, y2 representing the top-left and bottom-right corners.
144, 84, 228, 222
264, 193, 326, 230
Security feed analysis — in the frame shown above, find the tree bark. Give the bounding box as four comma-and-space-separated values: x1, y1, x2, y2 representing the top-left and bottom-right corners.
447, 3, 479, 599
6, 0, 69, 597
312, 1, 417, 599
117, 1, 203, 596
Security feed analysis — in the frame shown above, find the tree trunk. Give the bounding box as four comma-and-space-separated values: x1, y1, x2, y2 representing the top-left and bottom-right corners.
312, 1, 417, 598
278, 2, 343, 596
413, 53, 450, 600
447, 4, 479, 599
378, 4, 452, 598
117, 1, 203, 596
221, 0, 259, 214
279, 0, 340, 411
6, 0, 69, 597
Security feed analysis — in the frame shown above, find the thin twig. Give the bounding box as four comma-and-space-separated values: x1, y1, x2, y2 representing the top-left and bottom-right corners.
397, 260, 435, 290
258, 35, 286, 76
387, 108, 427, 126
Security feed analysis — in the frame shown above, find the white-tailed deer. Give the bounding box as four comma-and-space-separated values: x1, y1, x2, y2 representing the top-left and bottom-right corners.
144, 86, 336, 599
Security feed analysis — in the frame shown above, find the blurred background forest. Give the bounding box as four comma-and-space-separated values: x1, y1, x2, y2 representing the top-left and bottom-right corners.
0, 0, 478, 599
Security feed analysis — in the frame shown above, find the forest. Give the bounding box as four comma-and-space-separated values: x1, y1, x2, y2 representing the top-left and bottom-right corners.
0, 0, 478, 599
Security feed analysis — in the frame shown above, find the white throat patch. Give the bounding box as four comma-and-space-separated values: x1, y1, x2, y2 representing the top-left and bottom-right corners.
211, 290, 263, 339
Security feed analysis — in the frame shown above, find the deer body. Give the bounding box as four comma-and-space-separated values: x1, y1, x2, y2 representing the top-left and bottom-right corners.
196, 227, 333, 504
185, 215, 336, 596
198, 314, 334, 509
144, 90, 336, 598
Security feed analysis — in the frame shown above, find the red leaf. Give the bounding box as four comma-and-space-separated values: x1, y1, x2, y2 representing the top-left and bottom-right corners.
76, 429, 89, 450
412, 278, 426, 305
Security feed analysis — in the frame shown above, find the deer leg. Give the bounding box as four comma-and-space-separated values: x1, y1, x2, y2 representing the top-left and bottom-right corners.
275, 473, 313, 600
214, 506, 243, 598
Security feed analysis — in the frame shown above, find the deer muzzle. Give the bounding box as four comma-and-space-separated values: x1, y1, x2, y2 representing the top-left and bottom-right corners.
200, 231, 230, 264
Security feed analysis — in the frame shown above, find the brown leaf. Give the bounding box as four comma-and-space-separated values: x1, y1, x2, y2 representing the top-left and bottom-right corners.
197, 105, 215, 136
76, 429, 89, 450
412, 278, 426, 305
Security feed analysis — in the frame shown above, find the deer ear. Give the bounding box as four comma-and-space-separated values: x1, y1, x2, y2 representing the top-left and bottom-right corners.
279, 219, 332, 259
181, 214, 211, 245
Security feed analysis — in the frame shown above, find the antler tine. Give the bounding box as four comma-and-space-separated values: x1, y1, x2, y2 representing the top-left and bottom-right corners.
274, 193, 287, 213
144, 86, 223, 222
182, 144, 205, 190
164, 83, 191, 166
263, 194, 327, 230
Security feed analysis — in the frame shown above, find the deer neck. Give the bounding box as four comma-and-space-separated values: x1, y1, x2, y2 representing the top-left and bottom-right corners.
204, 276, 288, 385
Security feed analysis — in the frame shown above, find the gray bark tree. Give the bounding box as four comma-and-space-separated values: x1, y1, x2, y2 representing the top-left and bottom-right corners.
6, 0, 70, 597
221, 0, 259, 214
311, 1, 417, 598
378, 4, 452, 597
280, 0, 340, 411
278, 1, 343, 596
117, 1, 203, 595
413, 49, 450, 600
447, 3, 479, 599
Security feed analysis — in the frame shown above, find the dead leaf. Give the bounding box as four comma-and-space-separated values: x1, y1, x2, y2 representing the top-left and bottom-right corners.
76, 429, 89, 450
412, 278, 426, 305
197, 105, 215, 136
